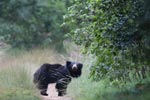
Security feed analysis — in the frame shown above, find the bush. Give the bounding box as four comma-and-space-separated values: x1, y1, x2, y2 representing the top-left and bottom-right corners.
64, 0, 150, 82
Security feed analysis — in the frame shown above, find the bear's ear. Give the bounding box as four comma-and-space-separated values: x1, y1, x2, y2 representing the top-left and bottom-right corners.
66, 61, 72, 66
78, 63, 83, 69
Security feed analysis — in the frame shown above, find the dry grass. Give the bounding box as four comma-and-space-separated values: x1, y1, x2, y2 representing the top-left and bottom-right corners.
0, 48, 66, 76
0, 48, 66, 100
0, 43, 84, 100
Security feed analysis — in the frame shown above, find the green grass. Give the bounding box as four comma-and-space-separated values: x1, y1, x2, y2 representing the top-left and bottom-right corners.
0, 65, 32, 87
0, 65, 40, 100
0, 88, 39, 100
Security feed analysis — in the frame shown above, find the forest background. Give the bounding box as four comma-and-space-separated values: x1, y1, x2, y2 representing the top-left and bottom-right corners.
0, 0, 150, 100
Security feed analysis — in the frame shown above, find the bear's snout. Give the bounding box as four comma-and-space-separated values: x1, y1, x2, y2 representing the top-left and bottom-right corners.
72, 64, 78, 71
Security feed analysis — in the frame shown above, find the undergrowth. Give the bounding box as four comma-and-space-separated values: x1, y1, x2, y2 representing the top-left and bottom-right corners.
67, 58, 150, 100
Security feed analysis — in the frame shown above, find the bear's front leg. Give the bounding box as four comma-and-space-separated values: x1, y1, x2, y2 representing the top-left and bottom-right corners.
55, 78, 71, 96
58, 89, 67, 96
55, 81, 67, 96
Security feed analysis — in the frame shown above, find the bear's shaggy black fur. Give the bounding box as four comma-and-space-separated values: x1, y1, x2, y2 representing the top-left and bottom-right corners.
33, 61, 83, 96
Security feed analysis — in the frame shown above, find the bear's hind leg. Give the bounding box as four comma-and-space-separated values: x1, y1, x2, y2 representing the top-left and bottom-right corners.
38, 83, 49, 96
40, 89, 48, 96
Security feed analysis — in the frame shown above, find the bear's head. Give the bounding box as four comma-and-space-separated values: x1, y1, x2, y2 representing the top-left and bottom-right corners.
66, 61, 83, 78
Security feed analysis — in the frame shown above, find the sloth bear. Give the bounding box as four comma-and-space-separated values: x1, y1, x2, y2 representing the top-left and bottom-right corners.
33, 61, 83, 96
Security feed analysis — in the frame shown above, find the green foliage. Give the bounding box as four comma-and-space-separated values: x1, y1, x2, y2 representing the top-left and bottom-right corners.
64, 0, 150, 82
0, 0, 72, 49
68, 59, 150, 100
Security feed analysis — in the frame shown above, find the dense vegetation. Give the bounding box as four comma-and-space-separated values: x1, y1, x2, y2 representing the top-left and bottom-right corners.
0, 0, 150, 100
64, 0, 150, 83
0, 0, 72, 50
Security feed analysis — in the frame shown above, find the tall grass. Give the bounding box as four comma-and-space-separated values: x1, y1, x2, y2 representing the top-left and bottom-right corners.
0, 47, 67, 100
0, 66, 39, 100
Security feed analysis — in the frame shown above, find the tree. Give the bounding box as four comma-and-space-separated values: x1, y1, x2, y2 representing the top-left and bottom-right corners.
0, 0, 72, 50
64, 0, 150, 82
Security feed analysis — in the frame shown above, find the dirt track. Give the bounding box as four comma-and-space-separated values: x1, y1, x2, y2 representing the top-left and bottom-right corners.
41, 84, 73, 100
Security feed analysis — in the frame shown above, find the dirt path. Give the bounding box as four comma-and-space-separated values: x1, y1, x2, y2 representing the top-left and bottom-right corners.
40, 84, 73, 100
